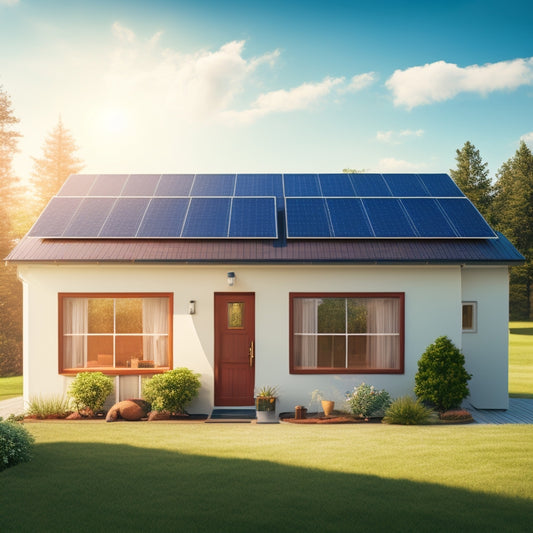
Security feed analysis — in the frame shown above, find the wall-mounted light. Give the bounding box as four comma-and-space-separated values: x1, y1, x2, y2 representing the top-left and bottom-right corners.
227, 272, 236, 287
188, 300, 196, 314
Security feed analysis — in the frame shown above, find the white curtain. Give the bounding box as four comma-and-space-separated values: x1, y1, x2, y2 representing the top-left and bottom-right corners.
293, 298, 318, 367
142, 298, 169, 367
367, 299, 399, 369
63, 298, 88, 368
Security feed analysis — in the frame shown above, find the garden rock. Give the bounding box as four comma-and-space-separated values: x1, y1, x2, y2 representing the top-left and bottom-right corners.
106, 400, 146, 422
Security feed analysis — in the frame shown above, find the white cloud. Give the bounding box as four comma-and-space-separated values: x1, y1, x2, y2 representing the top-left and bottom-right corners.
386, 57, 533, 109
376, 129, 424, 143
374, 157, 427, 172
0, 0, 19, 6
112, 22, 136, 43
340, 72, 376, 93
521, 132, 533, 147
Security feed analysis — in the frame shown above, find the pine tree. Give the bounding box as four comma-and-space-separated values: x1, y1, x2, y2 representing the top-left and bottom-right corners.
450, 141, 492, 220
31, 116, 84, 206
492, 141, 533, 319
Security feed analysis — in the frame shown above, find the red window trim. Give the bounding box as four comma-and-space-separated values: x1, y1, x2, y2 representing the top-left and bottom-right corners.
58, 292, 173, 376
289, 292, 405, 375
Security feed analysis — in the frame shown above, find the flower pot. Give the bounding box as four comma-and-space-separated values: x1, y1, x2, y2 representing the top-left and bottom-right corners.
255, 396, 279, 424
321, 400, 335, 416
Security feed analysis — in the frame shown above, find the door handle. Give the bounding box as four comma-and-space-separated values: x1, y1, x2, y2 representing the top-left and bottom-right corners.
249, 340, 255, 367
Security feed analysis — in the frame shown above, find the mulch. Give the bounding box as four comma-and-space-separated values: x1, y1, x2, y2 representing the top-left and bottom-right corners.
280, 412, 382, 424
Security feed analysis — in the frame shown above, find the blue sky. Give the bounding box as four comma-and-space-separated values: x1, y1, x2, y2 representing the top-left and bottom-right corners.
1, 0, 532, 180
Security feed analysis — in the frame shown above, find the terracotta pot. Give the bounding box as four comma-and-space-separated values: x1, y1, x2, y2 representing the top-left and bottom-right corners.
321, 400, 335, 416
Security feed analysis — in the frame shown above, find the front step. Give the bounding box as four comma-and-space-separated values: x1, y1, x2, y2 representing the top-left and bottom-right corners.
205, 408, 256, 423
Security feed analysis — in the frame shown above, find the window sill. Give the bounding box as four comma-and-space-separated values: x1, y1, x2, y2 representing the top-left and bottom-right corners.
60, 367, 170, 376
290, 368, 404, 375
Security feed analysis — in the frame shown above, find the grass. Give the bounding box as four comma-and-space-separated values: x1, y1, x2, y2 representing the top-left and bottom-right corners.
0, 422, 532, 532
509, 321, 533, 398
0, 375, 22, 400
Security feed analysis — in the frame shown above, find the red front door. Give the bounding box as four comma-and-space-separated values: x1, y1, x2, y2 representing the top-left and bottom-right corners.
214, 293, 255, 406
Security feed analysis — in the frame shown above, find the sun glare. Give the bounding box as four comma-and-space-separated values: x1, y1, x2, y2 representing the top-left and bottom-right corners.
100, 108, 130, 134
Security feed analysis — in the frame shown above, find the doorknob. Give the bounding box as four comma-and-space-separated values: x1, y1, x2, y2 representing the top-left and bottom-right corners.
249, 340, 255, 367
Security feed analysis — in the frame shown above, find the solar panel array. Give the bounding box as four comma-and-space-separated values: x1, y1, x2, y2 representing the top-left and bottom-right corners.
28, 173, 496, 240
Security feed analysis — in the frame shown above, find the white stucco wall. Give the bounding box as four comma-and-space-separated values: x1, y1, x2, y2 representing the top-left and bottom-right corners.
17, 262, 509, 413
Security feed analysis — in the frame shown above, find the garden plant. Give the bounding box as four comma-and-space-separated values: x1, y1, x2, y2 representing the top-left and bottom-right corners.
346, 382, 391, 418
67, 372, 114, 414
0, 419, 34, 471
382, 396, 437, 425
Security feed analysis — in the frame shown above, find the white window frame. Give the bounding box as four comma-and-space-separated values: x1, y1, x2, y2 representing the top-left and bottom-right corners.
462, 301, 477, 333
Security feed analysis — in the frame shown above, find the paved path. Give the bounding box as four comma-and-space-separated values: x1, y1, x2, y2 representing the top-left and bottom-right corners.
0, 396, 25, 419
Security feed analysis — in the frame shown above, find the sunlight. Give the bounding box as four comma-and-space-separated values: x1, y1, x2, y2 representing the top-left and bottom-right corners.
99, 107, 130, 134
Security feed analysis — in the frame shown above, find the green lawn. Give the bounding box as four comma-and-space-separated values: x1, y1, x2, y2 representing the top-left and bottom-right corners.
0, 375, 22, 400
509, 321, 533, 398
1, 422, 532, 532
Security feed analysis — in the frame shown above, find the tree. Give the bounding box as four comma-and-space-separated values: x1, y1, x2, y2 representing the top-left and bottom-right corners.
0, 85, 22, 376
492, 141, 533, 319
450, 141, 492, 220
31, 116, 84, 206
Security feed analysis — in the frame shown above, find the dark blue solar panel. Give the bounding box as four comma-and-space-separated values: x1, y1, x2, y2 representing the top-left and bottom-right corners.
285, 198, 331, 237
28, 197, 82, 236
418, 174, 463, 197
99, 198, 150, 237
319, 174, 356, 197
437, 199, 496, 238
191, 174, 235, 196
401, 199, 457, 237
155, 174, 194, 196
137, 198, 189, 237
235, 174, 284, 208
58, 175, 96, 196
383, 174, 429, 197
121, 174, 160, 196
362, 199, 416, 237
283, 174, 321, 197
327, 198, 373, 237
350, 174, 392, 196
88, 175, 128, 196
229, 197, 277, 238
181, 198, 231, 237
63, 198, 116, 237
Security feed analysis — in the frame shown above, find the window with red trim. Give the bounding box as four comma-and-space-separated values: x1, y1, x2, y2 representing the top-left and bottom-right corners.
59, 293, 173, 374
290, 293, 404, 374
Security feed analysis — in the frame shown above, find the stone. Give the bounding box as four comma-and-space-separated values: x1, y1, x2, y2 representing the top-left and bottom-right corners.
105, 400, 146, 422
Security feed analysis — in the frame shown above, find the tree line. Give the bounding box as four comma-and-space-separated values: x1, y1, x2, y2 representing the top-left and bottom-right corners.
0, 81, 532, 376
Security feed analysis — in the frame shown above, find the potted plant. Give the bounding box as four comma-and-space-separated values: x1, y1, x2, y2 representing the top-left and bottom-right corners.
255, 385, 279, 424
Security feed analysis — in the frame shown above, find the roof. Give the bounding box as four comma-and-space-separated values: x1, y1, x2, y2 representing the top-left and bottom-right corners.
6, 173, 524, 265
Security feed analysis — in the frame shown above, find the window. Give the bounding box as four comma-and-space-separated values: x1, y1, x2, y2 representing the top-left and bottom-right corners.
290, 293, 404, 374
462, 302, 477, 333
59, 293, 173, 374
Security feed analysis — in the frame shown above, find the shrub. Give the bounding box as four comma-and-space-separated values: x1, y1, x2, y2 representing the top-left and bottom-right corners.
346, 383, 391, 418
26, 395, 72, 419
0, 420, 34, 471
68, 372, 113, 413
382, 396, 437, 425
439, 409, 473, 421
143, 368, 201, 414
414, 336, 472, 411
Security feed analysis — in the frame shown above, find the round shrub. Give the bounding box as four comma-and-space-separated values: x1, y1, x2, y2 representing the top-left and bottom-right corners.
68, 372, 114, 413
346, 383, 391, 418
0, 420, 34, 471
143, 368, 201, 414
382, 396, 436, 425
414, 336, 472, 412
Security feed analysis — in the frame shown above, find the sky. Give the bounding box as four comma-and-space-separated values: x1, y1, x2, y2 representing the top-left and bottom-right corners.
1, 0, 533, 181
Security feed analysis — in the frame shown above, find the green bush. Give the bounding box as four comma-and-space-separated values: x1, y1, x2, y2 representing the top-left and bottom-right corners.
414, 336, 472, 411
68, 372, 113, 413
0, 420, 34, 471
26, 395, 72, 419
382, 396, 436, 425
346, 383, 391, 418
143, 368, 201, 414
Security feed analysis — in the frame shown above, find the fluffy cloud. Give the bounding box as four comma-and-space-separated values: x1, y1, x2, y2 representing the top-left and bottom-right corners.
386, 58, 533, 109
339, 72, 376, 93
521, 132, 533, 147
376, 129, 424, 143
375, 157, 427, 172
0, 0, 20, 6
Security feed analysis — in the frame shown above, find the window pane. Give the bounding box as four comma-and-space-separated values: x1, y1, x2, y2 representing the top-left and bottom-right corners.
293, 298, 318, 333
347, 299, 368, 333
463, 304, 474, 330
227, 302, 244, 329
367, 299, 400, 333
87, 336, 114, 367
317, 336, 346, 367
317, 298, 345, 333
88, 298, 113, 333
293, 335, 317, 368
116, 299, 143, 333
347, 336, 368, 368
116, 336, 144, 368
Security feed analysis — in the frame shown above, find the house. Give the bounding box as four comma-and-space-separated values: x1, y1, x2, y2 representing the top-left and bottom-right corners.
6, 173, 524, 413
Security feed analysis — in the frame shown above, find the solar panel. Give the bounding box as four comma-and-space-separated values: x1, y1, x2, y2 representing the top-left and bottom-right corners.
191, 174, 235, 196
401, 199, 457, 237
418, 174, 463, 197
121, 174, 160, 196
327, 198, 374, 237
362, 199, 416, 237
57, 174, 96, 196
235, 174, 284, 208
99, 198, 150, 237
155, 174, 194, 196
181, 198, 231, 237
437, 199, 496, 238
137, 198, 189, 238
229, 197, 277, 238
350, 174, 392, 196
28, 197, 82, 236
89, 174, 128, 196
283, 174, 321, 197
319, 174, 356, 197
383, 174, 429, 197
285, 198, 331, 237
63, 198, 116, 237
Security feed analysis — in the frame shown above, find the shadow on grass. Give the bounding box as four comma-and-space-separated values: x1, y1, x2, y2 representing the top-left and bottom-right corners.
1, 442, 532, 533
509, 327, 533, 336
